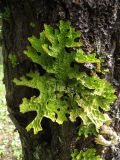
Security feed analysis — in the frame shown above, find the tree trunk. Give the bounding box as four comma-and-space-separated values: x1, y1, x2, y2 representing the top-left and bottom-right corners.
1, 0, 120, 159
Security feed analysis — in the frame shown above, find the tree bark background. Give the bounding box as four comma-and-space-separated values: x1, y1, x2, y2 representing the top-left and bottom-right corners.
1, 0, 120, 159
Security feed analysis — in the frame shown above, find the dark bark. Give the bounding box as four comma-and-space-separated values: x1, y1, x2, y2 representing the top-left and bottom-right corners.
1, 0, 120, 159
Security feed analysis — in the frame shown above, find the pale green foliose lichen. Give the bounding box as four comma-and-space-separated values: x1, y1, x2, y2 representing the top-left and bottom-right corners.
14, 20, 116, 135
71, 148, 102, 160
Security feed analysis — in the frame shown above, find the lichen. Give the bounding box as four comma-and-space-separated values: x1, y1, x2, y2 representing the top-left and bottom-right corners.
95, 125, 118, 146
71, 148, 102, 160
9, 53, 18, 68
14, 20, 116, 137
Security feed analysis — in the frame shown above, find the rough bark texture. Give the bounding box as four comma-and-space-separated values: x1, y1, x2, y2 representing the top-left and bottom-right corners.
1, 0, 120, 160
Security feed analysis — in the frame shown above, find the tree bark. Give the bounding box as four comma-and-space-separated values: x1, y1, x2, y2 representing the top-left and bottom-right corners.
1, 0, 120, 160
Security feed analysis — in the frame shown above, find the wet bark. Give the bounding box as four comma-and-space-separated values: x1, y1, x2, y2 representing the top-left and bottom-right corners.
1, 0, 120, 159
